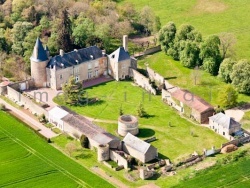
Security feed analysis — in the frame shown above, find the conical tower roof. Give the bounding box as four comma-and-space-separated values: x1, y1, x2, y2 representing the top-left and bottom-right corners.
30, 38, 48, 62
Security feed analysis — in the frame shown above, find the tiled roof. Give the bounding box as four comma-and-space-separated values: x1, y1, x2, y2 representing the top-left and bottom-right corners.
30, 38, 48, 62
171, 88, 214, 113
123, 133, 152, 154
47, 46, 103, 69
62, 114, 119, 144
109, 47, 130, 62
209, 112, 241, 129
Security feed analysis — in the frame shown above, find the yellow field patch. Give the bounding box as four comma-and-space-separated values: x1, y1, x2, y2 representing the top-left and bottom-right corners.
192, 0, 227, 14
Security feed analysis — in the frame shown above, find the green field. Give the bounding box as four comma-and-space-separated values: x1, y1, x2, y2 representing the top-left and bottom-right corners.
120, 0, 250, 59
138, 52, 250, 106
54, 81, 226, 161
0, 111, 114, 188
175, 156, 250, 188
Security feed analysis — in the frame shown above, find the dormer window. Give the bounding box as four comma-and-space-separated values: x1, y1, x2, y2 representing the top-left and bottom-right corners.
90, 55, 94, 59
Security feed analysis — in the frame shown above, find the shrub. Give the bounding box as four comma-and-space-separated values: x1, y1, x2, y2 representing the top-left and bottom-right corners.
0, 103, 6, 111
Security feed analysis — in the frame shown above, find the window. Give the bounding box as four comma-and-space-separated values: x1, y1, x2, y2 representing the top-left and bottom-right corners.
223, 132, 225, 135
95, 61, 98, 68
95, 70, 99, 77
75, 67, 79, 74
88, 63, 92, 70
60, 75, 62, 80
88, 72, 92, 79
75, 75, 79, 82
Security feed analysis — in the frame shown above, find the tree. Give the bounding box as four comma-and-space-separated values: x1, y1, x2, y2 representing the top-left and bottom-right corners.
191, 66, 202, 85
231, 59, 250, 94
62, 76, 85, 105
200, 35, 221, 75
80, 134, 89, 148
11, 21, 33, 55
158, 22, 176, 53
219, 32, 236, 59
217, 85, 238, 108
57, 9, 73, 52
65, 142, 77, 157
72, 16, 95, 48
139, 6, 156, 35
218, 58, 236, 83
180, 40, 200, 68
137, 102, 147, 118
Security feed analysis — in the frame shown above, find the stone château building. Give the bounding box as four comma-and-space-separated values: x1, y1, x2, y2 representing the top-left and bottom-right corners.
30, 35, 137, 90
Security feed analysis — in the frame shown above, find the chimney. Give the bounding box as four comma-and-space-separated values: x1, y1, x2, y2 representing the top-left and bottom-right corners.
60, 49, 64, 56
123, 35, 128, 52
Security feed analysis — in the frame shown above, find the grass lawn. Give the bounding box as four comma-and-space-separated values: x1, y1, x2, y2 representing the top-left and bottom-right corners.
0, 111, 114, 188
119, 0, 250, 59
242, 111, 250, 132
137, 52, 250, 106
54, 81, 227, 161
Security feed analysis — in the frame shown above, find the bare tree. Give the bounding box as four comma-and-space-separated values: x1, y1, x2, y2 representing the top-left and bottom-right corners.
219, 32, 237, 59
65, 142, 77, 157
191, 66, 202, 85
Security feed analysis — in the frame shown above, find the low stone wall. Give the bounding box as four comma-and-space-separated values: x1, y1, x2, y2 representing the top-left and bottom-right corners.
164, 80, 175, 90
131, 69, 156, 95
110, 150, 128, 169
6, 86, 48, 117
144, 45, 161, 55
8, 79, 34, 91
146, 67, 164, 85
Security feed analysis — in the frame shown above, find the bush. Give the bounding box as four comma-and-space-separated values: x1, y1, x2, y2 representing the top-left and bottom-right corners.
0, 103, 6, 111
80, 134, 89, 148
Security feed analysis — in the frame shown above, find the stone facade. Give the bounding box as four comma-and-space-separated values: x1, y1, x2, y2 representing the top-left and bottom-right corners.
147, 66, 164, 85
31, 36, 137, 90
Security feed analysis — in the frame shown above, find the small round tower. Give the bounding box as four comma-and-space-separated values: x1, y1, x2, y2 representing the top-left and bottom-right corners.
97, 144, 110, 161
118, 115, 139, 136
30, 38, 49, 88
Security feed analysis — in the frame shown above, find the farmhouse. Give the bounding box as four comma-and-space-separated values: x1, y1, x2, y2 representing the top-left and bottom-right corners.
162, 88, 214, 123
122, 133, 158, 163
209, 112, 242, 140
30, 35, 137, 90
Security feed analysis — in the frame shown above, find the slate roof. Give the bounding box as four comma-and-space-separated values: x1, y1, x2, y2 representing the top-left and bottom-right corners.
30, 38, 49, 62
123, 133, 152, 154
209, 112, 241, 130
62, 114, 119, 144
109, 47, 130, 62
170, 88, 214, 113
47, 46, 103, 69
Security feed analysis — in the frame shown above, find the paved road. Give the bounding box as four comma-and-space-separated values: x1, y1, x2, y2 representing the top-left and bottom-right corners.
0, 98, 57, 139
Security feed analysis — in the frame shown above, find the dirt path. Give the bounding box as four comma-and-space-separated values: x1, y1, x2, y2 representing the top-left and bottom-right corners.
0, 98, 57, 139
91, 166, 129, 188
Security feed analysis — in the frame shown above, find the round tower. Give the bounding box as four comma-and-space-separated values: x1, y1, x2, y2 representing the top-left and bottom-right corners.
30, 38, 49, 88
118, 115, 139, 136
97, 144, 110, 162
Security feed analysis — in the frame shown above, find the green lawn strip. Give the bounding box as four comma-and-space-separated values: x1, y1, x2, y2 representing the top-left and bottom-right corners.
0, 111, 114, 188
119, 0, 250, 59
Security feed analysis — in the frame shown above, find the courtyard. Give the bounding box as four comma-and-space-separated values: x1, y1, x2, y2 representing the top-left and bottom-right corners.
54, 81, 227, 161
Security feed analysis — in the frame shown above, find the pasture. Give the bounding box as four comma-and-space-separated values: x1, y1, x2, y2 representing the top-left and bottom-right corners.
0, 111, 114, 188
54, 81, 227, 161
120, 0, 250, 59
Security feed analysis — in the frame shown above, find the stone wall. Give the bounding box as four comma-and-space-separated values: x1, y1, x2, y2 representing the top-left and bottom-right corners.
110, 150, 128, 169
146, 67, 164, 85
131, 69, 156, 95
144, 45, 161, 55
7, 86, 48, 117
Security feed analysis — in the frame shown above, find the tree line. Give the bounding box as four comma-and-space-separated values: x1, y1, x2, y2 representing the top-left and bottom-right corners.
159, 22, 250, 94
0, 0, 161, 81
